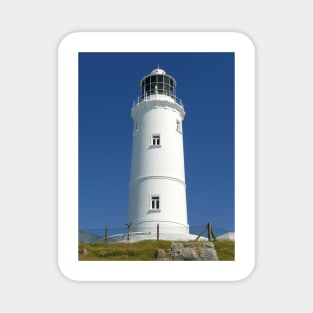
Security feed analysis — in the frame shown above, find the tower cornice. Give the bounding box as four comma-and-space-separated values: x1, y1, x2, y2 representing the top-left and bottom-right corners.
131, 96, 185, 119
129, 175, 186, 187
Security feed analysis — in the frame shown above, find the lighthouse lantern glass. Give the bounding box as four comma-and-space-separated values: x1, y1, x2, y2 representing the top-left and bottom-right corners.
141, 74, 176, 98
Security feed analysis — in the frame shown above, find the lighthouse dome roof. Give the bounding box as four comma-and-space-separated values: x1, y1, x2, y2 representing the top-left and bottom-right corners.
151, 68, 166, 75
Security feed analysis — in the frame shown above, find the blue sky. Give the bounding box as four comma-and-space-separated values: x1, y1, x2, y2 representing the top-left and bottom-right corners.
79, 52, 234, 235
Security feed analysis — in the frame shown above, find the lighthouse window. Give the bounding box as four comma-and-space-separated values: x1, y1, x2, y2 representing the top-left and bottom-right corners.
151, 82, 157, 94
145, 84, 151, 95
141, 74, 176, 97
152, 135, 160, 146
164, 83, 170, 95
157, 75, 163, 82
169, 85, 174, 96
157, 82, 163, 92
134, 122, 139, 132
176, 120, 181, 133
151, 196, 160, 210
145, 77, 151, 85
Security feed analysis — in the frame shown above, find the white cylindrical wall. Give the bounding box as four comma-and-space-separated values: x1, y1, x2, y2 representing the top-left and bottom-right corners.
128, 96, 189, 235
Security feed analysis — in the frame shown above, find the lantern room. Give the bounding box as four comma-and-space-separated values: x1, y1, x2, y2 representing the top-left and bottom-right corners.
140, 68, 176, 99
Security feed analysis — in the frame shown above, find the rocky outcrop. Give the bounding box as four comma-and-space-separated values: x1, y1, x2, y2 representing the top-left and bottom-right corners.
156, 241, 218, 261
79, 248, 88, 256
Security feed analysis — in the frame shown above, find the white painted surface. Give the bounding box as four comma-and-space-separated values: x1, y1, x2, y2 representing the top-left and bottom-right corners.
216, 232, 235, 241
128, 86, 189, 236
105, 232, 208, 243
151, 68, 166, 75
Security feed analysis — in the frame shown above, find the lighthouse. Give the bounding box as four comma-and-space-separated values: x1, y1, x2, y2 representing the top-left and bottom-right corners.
127, 68, 194, 241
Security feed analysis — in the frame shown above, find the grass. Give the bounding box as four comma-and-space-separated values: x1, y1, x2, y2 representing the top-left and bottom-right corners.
79, 240, 234, 261
212, 240, 235, 261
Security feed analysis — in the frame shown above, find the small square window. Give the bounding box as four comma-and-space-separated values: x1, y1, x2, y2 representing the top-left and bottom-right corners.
151, 196, 160, 210
176, 120, 182, 132
152, 135, 160, 146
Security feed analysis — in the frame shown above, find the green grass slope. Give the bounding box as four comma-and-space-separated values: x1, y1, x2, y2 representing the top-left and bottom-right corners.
79, 240, 234, 261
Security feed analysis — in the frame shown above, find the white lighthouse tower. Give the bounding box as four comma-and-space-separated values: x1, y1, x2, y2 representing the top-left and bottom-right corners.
127, 68, 194, 241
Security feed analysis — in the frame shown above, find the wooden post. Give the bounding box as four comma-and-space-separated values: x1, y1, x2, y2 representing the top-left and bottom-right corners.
127, 224, 130, 241
208, 223, 212, 241
195, 224, 208, 241
211, 225, 216, 240
104, 224, 108, 241
157, 223, 159, 241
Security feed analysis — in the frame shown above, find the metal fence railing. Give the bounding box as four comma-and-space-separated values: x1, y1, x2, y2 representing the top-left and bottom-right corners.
132, 93, 184, 108
79, 224, 233, 243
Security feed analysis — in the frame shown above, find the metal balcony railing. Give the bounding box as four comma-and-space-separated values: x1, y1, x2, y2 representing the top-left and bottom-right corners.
132, 93, 184, 108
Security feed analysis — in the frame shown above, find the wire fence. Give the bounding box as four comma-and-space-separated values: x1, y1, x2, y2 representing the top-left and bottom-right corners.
79, 224, 233, 243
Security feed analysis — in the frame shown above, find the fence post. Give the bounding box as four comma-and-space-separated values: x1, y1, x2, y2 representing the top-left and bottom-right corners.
195, 224, 208, 241
127, 224, 130, 241
211, 225, 217, 240
208, 223, 212, 241
157, 223, 159, 241
104, 224, 108, 241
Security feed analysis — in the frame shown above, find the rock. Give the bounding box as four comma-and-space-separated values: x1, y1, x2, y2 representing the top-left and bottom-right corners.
155, 249, 172, 260
200, 247, 218, 260
181, 248, 198, 261
156, 241, 219, 261
171, 242, 184, 251
79, 248, 88, 256
202, 242, 215, 248
156, 249, 166, 258
172, 253, 185, 261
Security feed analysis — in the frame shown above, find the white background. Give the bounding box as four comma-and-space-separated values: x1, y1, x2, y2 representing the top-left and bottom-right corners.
0, 1, 312, 312
58, 32, 255, 282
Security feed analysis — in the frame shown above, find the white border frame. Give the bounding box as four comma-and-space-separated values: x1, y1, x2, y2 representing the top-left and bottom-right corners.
58, 32, 255, 281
